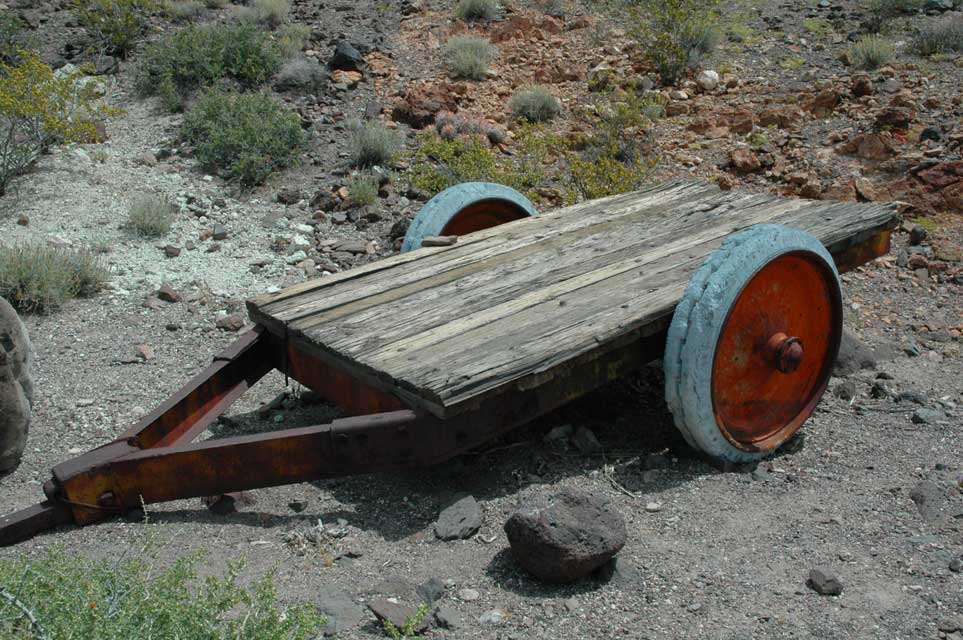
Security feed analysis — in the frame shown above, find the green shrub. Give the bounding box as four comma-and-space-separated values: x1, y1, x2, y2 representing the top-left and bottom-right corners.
134, 22, 281, 111
0, 52, 108, 195
182, 89, 305, 185
444, 35, 495, 80
509, 86, 561, 122
629, 0, 719, 85
164, 0, 205, 21
274, 56, 324, 91
0, 243, 107, 313
348, 174, 378, 205
455, 0, 498, 22
233, 0, 290, 29
848, 35, 894, 69
127, 193, 175, 236
73, 0, 157, 58
349, 120, 400, 168
0, 548, 325, 638
915, 14, 963, 55
276, 22, 310, 58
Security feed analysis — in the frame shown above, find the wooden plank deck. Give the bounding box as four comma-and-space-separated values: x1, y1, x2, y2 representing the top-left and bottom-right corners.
248, 181, 897, 419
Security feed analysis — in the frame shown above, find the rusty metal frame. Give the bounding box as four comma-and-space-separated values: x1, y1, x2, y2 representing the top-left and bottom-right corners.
0, 227, 894, 547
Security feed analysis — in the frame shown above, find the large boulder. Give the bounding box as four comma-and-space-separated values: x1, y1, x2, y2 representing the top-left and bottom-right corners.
834, 328, 876, 377
504, 488, 626, 583
0, 297, 32, 472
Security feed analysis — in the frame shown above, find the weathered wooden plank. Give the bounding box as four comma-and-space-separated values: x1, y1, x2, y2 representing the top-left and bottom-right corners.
246, 181, 897, 419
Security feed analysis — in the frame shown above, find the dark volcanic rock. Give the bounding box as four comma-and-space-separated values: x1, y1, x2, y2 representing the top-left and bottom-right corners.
329, 41, 363, 72
435, 494, 482, 540
504, 488, 626, 583
807, 567, 843, 595
834, 328, 876, 377
909, 481, 943, 521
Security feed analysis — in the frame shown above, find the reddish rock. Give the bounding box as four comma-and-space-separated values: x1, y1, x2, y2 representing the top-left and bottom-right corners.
839, 133, 896, 160
851, 74, 874, 97
157, 283, 180, 303
391, 83, 459, 129
730, 111, 755, 135
943, 182, 963, 212
568, 15, 595, 30
491, 15, 540, 42
823, 178, 857, 202
216, 313, 246, 332
917, 161, 963, 188
136, 344, 154, 362
808, 89, 842, 117
758, 106, 804, 130
730, 148, 761, 174
875, 105, 916, 130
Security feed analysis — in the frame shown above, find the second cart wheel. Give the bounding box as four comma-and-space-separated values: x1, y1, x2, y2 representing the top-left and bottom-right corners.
664, 224, 843, 463
401, 182, 538, 252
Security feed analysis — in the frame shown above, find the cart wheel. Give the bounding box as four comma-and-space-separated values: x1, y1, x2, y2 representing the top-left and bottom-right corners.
401, 182, 537, 252
664, 224, 843, 463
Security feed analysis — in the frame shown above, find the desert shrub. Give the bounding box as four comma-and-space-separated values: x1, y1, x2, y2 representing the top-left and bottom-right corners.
455, 0, 498, 22
408, 130, 543, 197
444, 35, 495, 80
127, 193, 175, 236
73, 0, 157, 57
0, 53, 107, 195
0, 243, 107, 312
914, 14, 963, 55
182, 89, 304, 185
0, 11, 35, 67
849, 35, 894, 69
348, 174, 378, 205
0, 548, 325, 638
509, 85, 561, 122
134, 22, 281, 111
233, 0, 290, 29
349, 119, 400, 168
164, 0, 205, 21
204, 0, 228, 7
276, 22, 310, 58
434, 110, 504, 143
628, 0, 720, 85
274, 56, 324, 91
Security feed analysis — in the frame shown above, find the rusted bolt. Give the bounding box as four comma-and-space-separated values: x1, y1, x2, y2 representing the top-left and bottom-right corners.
768, 333, 804, 374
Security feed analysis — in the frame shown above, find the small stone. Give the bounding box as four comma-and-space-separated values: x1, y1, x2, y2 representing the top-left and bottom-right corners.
142, 296, 164, 310
909, 225, 928, 246
368, 599, 427, 633
909, 481, 943, 521
870, 380, 890, 399
939, 616, 963, 633
457, 588, 480, 602
435, 495, 482, 540
833, 380, 857, 401
433, 605, 460, 630
911, 407, 942, 424
212, 224, 228, 241
288, 500, 307, 513
216, 313, 246, 332
136, 344, 154, 361
949, 557, 962, 572
571, 426, 603, 454
645, 501, 663, 513
164, 245, 181, 258
276, 187, 302, 204
807, 567, 843, 595
157, 283, 181, 303
329, 41, 363, 72
695, 69, 720, 92
730, 148, 761, 174
834, 329, 876, 376
137, 151, 157, 167
416, 577, 445, 606
478, 609, 507, 625
76, 398, 95, 407
920, 126, 941, 142
16, 214, 28, 226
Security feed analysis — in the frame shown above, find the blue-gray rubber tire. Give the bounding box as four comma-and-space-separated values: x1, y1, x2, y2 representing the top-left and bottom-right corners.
663, 224, 840, 463
401, 182, 538, 253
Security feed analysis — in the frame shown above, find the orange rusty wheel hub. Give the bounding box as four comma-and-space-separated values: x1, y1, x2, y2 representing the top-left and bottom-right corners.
711, 251, 843, 452
439, 199, 532, 236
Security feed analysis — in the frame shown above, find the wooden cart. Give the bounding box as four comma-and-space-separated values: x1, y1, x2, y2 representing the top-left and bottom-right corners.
0, 181, 896, 545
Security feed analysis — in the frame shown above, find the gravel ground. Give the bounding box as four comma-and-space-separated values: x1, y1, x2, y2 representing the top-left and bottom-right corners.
1, 0, 962, 638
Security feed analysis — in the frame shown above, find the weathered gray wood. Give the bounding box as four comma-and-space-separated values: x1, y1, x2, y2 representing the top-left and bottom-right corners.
247, 181, 896, 418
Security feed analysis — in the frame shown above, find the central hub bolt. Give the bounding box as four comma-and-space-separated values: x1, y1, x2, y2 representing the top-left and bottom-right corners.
768, 332, 804, 374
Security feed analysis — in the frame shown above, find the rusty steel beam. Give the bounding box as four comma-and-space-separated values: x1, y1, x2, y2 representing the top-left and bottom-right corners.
0, 501, 72, 547
831, 229, 892, 274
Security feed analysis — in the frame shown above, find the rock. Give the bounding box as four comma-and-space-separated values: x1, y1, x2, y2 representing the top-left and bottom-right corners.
939, 616, 963, 633
911, 407, 942, 424
909, 225, 928, 245
157, 283, 181, 303
851, 73, 874, 97
329, 41, 363, 72
833, 380, 857, 401
910, 481, 943, 520
645, 501, 663, 513
875, 105, 915, 129
571, 426, 603, 454
137, 151, 157, 167
478, 609, 507, 625
950, 556, 962, 572
696, 69, 720, 92
216, 313, 246, 332
457, 588, 480, 601
212, 224, 228, 241
202, 491, 254, 515
417, 577, 445, 606
504, 488, 627, 583
368, 599, 428, 633
136, 344, 154, 361
920, 126, 941, 142
840, 133, 896, 160
807, 567, 843, 595
0, 300, 31, 473
834, 329, 876, 376
433, 605, 460, 630
317, 586, 366, 636
435, 495, 482, 540
164, 245, 181, 258
808, 89, 841, 117
331, 69, 362, 87
391, 83, 459, 129
276, 187, 302, 204
729, 147, 760, 174
16, 214, 28, 226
